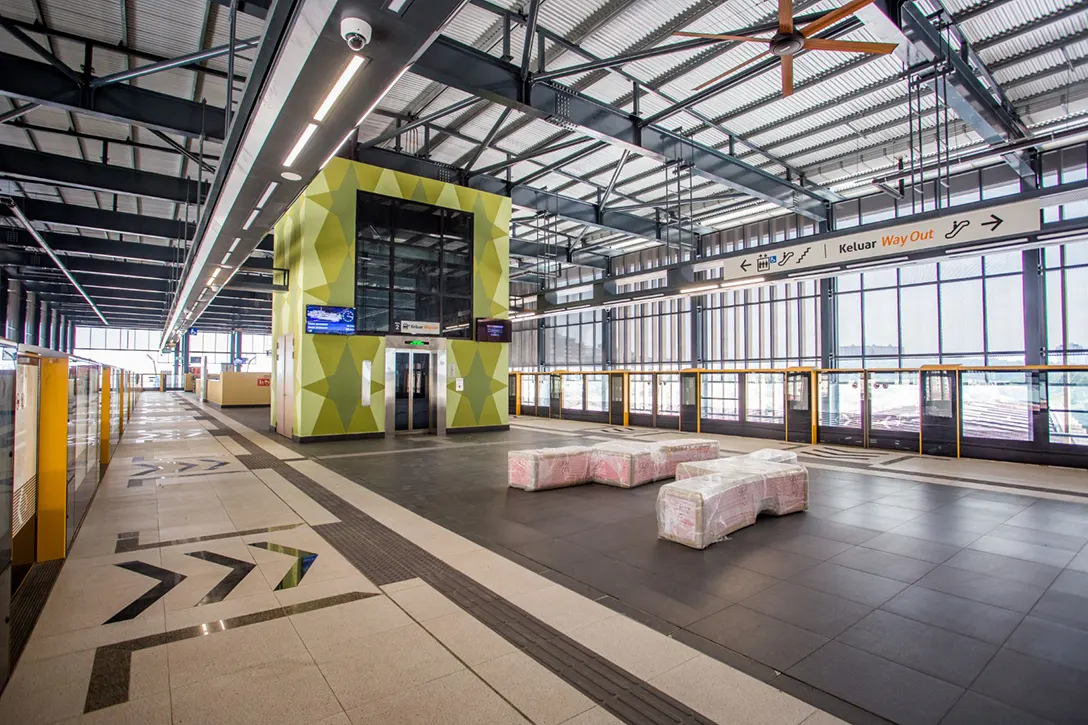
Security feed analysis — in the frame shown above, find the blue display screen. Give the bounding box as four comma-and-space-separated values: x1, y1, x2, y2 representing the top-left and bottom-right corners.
306, 305, 355, 335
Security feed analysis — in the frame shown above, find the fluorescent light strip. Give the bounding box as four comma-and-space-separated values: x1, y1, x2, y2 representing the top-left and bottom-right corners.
322, 128, 358, 169
242, 209, 260, 230
256, 181, 278, 209
221, 253, 231, 265
283, 123, 318, 167
387, 0, 410, 11
846, 256, 909, 270
228, 238, 240, 252
314, 55, 366, 122
682, 283, 721, 294
720, 276, 765, 289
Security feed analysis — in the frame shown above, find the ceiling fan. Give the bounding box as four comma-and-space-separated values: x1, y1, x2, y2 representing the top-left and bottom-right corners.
675, 0, 899, 96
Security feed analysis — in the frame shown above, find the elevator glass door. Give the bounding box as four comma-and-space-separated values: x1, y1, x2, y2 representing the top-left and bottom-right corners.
394, 352, 432, 433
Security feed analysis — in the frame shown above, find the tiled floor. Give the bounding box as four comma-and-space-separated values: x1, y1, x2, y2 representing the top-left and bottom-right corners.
1, 394, 854, 725
222, 407, 1088, 725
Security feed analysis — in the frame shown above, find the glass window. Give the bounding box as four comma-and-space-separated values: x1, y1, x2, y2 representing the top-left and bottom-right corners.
745, 373, 784, 423
354, 191, 473, 338
562, 375, 584, 410
586, 375, 608, 412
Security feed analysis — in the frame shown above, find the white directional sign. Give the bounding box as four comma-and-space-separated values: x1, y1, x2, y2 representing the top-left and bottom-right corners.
722, 197, 1045, 283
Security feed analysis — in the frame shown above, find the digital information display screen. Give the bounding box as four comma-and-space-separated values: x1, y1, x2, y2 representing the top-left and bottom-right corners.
306, 306, 356, 335
475, 318, 512, 343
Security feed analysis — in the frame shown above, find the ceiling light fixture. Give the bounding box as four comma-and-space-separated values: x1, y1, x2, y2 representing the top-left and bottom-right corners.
386, 0, 410, 12
228, 238, 240, 252
314, 55, 366, 122
284, 122, 319, 167
281, 171, 303, 181
242, 209, 260, 230
720, 276, 765, 289
256, 181, 278, 209
357, 66, 409, 127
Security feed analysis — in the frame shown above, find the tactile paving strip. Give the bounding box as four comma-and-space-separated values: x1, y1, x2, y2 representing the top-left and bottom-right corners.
9, 560, 64, 671
227, 453, 716, 725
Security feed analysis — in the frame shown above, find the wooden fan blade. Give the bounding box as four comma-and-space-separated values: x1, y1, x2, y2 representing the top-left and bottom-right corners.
800, 0, 875, 37
674, 31, 772, 43
779, 0, 793, 34
803, 38, 898, 54
693, 53, 764, 91
781, 55, 794, 96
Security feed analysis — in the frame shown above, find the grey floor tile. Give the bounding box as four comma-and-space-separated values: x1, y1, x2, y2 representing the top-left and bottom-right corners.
985, 524, 1088, 552
972, 648, 1088, 725
790, 562, 908, 608
1069, 548, 1088, 574
837, 610, 998, 688
613, 577, 730, 628
967, 536, 1076, 569
668, 563, 779, 603
860, 532, 961, 565
880, 586, 1024, 646
789, 641, 963, 725
915, 565, 1047, 613
742, 581, 871, 638
829, 546, 938, 584
794, 518, 883, 546
939, 692, 1055, 725
686, 604, 829, 672
944, 549, 1063, 588
826, 509, 909, 532
888, 522, 985, 548
717, 543, 822, 579
761, 534, 855, 561
1004, 616, 1088, 673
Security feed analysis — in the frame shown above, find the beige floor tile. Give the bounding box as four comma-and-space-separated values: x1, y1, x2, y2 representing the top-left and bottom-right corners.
167, 617, 310, 688
387, 582, 461, 622
58, 692, 172, 725
164, 591, 281, 630
274, 572, 379, 607
380, 577, 427, 594
171, 657, 342, 725
559, 707, 625, 725
129, 646, 170, 699
474, 651, 596, 725
306, 714, 352, 725
1, 649, 94, 697
567, 615, 698, 681
420, 611, 516, 666
289, 596, 413, 662
510, 584, 614, 634
0, 678, 87, 725
253, 468, 339, 525
801, 712, 850, 725
651, 655, 814, 725
345, 669, 529, 725
443, 548, 553, 599
316, 623, 463, 710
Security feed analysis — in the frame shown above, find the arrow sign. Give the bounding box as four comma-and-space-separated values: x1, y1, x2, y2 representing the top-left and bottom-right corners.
200, 458, 229, 471
981, 214, 1003, 232
105, 562, 187, 623
186, 551, 256, 604
740, 259, 751, 272
249, 542, 318, 590
131, 463, 160, 477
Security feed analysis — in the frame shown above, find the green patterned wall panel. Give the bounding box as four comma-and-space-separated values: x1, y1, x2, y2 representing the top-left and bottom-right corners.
272, 158, 511, 439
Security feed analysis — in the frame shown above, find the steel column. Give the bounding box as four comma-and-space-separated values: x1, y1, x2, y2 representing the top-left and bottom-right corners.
4, 278, 23, 343
24, 290, 37, 346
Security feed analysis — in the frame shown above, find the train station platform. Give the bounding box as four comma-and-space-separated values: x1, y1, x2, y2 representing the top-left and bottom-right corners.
2, 393, 1087, 725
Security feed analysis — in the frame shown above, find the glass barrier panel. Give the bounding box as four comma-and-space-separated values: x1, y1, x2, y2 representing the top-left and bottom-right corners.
630, 374, 653, 414
562, 375, 585, 410
586, 375, 608, 412
745, 373, 784, 424
700, 373, 740, 421
1047, 371, 1088, 446
657, 374, 680, 415
520, 376, 536, 405
818, 372, 863, 428
869, 372, 920, 432
537, 376, 551, 405
961, 371, 1033, 441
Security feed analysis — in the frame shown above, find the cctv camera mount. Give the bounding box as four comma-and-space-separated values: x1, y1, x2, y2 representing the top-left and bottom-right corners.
340, 16, 373, 52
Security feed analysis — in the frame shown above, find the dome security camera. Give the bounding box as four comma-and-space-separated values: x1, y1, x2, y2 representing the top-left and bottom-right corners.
340, 17, 372, 52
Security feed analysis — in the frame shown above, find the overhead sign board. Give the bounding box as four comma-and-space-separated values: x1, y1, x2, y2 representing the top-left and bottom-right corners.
395, 320, 441, 336
721, 198, 1043, 283
189, 328, 198, 336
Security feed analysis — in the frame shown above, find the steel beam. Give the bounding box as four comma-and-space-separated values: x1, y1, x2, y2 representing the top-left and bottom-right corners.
0, 146, 209, 203
91, 37, 260, 88
0, 51, 227, 142
0, 229, 184, 264
860, 0, 1033, 178
0, 197, 193, 239
356, 146, 695, 249
412, 37, 831, 220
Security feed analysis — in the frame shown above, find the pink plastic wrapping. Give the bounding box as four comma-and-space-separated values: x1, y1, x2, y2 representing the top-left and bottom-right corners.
659, 459, 809, 548
508, 447, 592, 491
590, 442, 657, 488
651, 439, 720, 480
744, 448, 798, 464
